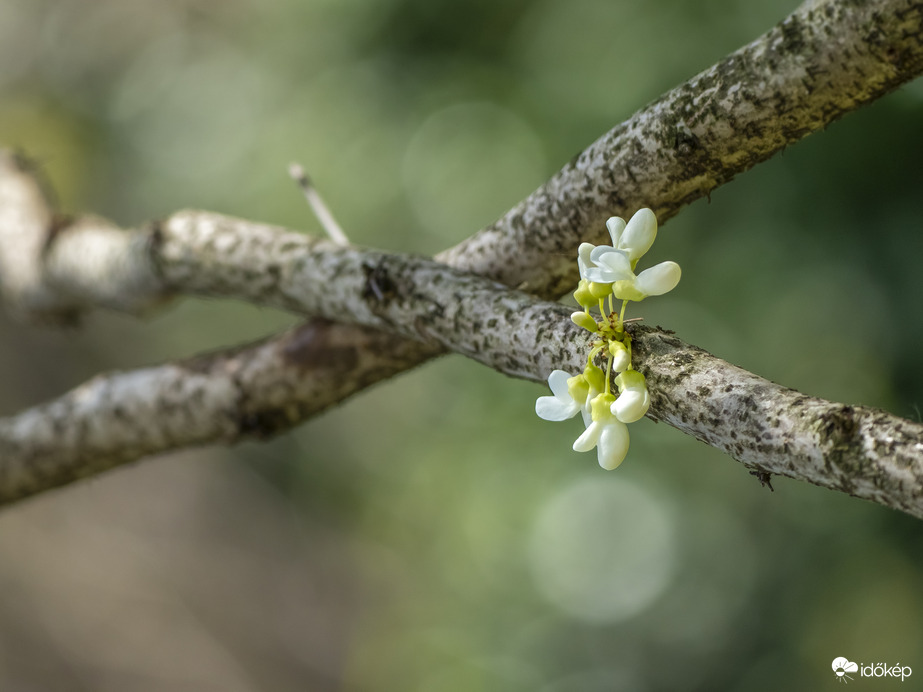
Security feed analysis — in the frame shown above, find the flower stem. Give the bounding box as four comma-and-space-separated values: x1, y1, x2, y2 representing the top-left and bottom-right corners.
586, 343, 604, 370
618, 300, 629, 329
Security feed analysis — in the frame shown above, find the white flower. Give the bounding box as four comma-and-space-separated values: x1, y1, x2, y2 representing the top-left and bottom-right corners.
605, 208, 658, 262
579, 208, 680, 300
537, 370, 629, 469
576, 209, 655, 283
573, 393, 631, 470
584, 248, 681, 301
535, 370, 588, 421
611, 370, 651, 423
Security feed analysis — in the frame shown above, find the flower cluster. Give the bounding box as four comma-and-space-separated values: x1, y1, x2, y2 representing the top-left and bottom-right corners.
535, 208, 681, 470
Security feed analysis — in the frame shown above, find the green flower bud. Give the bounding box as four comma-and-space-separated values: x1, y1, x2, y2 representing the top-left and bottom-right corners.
571, 311, 599, 332
573, 280, 596, 309
583, 363, 606, 393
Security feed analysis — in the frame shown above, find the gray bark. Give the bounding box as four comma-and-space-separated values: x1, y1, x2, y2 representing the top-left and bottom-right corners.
1, 0, 923, 516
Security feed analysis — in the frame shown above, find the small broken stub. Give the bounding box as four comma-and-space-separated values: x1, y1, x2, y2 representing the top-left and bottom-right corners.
362, 260, 400, 304
749, 468, 774, 492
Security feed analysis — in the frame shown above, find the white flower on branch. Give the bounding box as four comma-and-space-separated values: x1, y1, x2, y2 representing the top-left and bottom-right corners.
535, 369, 588, 421
611, 370, 651, 424
577, 208, 681, 303
584, 248, 681, 301
574, 393, 631, 470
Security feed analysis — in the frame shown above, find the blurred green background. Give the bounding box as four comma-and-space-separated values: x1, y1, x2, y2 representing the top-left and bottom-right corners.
1, 0, 922, 690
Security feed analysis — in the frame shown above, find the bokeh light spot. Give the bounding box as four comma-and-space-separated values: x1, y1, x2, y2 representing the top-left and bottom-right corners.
528, 474, 676, 624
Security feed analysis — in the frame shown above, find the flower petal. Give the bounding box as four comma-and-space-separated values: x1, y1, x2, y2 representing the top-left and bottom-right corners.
573, 420, 602, 452
611, 389, 650, 423
605, 216, 626, 246
634, 261, 681, 297
612, 350, 631, 372
536, 395, 579, 421
586, 248, 633, 283
620, 208, 657, 260
547, 369, 573, 398
597, 421, 630, 470
577, 243, 596, 278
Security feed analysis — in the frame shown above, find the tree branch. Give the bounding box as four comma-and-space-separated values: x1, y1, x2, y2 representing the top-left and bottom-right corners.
2, 159, 923, 516
7, 0, 922, 323
1, 0, 923, 514
442, 0, 923, 297
2, 290, 921, 517
172, 0, 923, 418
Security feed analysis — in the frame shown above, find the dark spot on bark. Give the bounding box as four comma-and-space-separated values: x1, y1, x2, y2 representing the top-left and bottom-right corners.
362, 260, 400, 304
749, 469, 775, 491
672, 125, 702, 157
778, 16, 806, 54
237, 408, 295, 439
283, 319, 359, 372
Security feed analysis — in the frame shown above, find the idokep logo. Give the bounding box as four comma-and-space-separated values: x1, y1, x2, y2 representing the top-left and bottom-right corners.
832, 658, 859, 683
832, 657, 913, 684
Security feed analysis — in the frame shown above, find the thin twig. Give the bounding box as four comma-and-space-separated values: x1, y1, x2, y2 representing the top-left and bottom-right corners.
288, 162, 349, 246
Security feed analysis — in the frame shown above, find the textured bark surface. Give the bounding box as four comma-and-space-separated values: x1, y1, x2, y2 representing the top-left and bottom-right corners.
630, 326, 923, 518
2, 300, 921, 517
0, 321, 437, 503
1, 0, 923, 516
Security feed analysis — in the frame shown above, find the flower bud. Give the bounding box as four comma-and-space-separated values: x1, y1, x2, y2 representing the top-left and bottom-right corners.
608, 339, 631, 372
573, 280, 596, 309
571, 311, 598, 332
